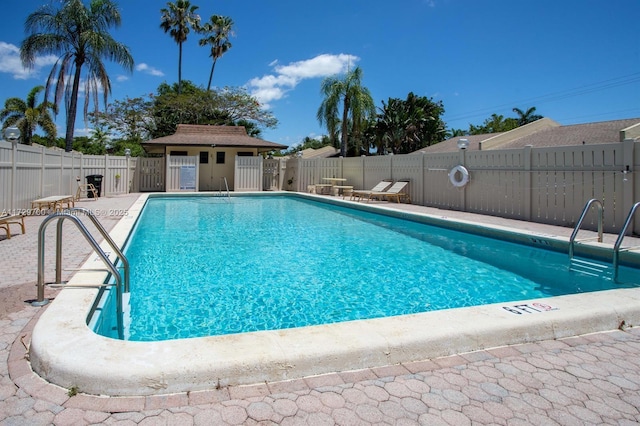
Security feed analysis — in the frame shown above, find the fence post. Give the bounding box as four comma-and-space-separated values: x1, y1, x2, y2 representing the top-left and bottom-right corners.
421, 151, 426, 206
523, 145, 533, 221
459, 149, 466, 211
10, 142, 17, 211
165, 153, 171, 191
104, 154, 109, 195
40, 145, 45, 197
622, 139, 636, 233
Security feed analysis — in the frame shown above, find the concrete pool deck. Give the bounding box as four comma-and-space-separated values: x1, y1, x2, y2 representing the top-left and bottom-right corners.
2, 192, 640, 424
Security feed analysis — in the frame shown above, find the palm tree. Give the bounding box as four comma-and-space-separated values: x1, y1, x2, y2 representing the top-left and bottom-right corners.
317, 66, 376, 157
198, 15, 234, 91
160, 0, 200, 95
0, 86, 57, 145
21, 0, 134, 152
513, 106, 543, 126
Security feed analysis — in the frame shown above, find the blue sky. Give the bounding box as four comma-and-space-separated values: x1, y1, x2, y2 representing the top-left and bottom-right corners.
1, 0, 639, 148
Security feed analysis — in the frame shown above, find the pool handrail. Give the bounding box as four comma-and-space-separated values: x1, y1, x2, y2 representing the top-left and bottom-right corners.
568, 199, 604, 259
35, 209, 129, 339
61, 207, 130, 292
613, 201, 640, 281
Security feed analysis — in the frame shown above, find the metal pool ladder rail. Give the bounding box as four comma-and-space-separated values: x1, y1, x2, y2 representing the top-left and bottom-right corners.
217, 176, 230, 199
568, 199, 606, 277
613, 201, 640, 281
35, 207, 130, 338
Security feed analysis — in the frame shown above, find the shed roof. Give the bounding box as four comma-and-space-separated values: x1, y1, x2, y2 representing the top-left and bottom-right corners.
142, 124, 287, 150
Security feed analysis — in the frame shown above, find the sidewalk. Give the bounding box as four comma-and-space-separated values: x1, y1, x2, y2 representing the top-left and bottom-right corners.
1, 193, 640, 425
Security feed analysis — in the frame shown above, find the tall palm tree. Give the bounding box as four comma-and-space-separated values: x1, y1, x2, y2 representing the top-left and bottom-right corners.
317, 66, 376, 157
160, 0, 200, 95
513, 106, 543, 126
21, 0, 134, 152
0, 86, 57, 145
198, 15, 234, 91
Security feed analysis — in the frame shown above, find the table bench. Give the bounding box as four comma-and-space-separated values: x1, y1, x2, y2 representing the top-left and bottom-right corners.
332, 185, 354, 197
0, 214, 25, 239
312, 184, 333, 195
31, 195, 75, 212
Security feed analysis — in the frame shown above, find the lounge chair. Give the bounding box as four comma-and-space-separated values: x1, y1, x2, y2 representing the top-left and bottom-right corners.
367, 181, 411, 203
350, 181, 393, 201
0, 214, 25, 239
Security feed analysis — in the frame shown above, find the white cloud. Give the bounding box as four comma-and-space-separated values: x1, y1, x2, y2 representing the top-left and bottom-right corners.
116, 75, 129, 82
136, 63, 164, 77
0, 41, 57, 80
247, 53, 359, 108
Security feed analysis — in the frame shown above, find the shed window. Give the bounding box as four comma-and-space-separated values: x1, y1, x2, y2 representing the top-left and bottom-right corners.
170, 151, 188, 156
199, 151, 209, 164
216, 152, 225, 164
237, 152, 253, 157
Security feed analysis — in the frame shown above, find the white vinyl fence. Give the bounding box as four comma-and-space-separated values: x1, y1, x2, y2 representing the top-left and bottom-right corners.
165, 155, 199, 192
3, 139, 638, 235
284, 140, 640, 234
1, 141, 136, 212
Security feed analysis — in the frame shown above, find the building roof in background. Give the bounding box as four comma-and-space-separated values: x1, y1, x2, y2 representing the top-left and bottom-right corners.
413, 118, 640, 154
412, 133, 505, 153
300, 146, 340, 158
498, 118, 640, 150
142, 125, 288, 150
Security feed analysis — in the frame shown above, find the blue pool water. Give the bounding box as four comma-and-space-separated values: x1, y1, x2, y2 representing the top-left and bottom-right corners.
95, 195, 638, 341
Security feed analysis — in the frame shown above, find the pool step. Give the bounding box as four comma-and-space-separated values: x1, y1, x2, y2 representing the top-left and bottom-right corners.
569, 257, 612, 279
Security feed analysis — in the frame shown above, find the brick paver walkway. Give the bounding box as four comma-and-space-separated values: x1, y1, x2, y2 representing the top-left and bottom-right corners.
1, 193, 640, 425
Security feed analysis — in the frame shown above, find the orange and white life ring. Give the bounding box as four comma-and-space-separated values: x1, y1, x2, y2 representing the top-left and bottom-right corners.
448, 165, 470, 188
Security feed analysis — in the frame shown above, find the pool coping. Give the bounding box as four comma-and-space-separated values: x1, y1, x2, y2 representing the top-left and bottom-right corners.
28, 192, 640, 396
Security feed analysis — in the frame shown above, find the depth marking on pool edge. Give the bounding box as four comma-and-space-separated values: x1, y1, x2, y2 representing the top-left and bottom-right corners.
502, 302, 559, 315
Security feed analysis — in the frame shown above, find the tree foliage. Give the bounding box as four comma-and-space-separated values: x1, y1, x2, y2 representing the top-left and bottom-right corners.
0, 86, 57, 145
459, 106, 543, 136
20, 0, 134, 151
317, 66, 376, 157
513, 106, 543, 126
89, 95, 154, 142
198, 15, 234, 91
160, 0, 200, 95
370, 93, 445, 155
469, 114, 518, 135
150, 81, 277, 139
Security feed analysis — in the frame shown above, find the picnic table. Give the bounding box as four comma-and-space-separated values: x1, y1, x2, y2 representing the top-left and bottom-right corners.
31, 195, 75, 212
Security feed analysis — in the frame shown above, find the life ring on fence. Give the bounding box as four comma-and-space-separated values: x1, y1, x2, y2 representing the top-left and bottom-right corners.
448, 165, 470, 188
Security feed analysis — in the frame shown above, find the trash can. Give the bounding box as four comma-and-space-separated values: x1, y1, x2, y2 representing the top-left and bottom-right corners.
86, 174, 103, 198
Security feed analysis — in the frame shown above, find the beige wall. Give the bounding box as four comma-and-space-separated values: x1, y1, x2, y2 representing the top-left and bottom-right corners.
165, 146, 258, 191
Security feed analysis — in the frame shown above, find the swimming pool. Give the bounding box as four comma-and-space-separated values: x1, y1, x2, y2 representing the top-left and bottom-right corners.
29, 192, 640, 396
96, 196, 638, 341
